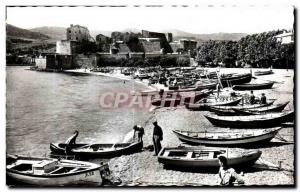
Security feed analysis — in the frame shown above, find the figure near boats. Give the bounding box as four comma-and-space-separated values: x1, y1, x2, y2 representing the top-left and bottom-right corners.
133, 125, 145, 142
65, 130, 79, 154
152, 121, 163, 156
218, 156, 244, 186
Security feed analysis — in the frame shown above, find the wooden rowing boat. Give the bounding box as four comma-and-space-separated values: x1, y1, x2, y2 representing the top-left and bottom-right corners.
185, 97, 242, 111
137, 83, 216, 96
157, 147, 262, 169
172, 127, 282, 146
232, 101, 289, 115
204, 111, 294, 128
219, 73, 252, 87
6, 154, 109, 186
151, 90, 212, 107
208, 100, 275, 112
50, 141, 143, 159
254, 69, 274, 76
232, 82, 274, 90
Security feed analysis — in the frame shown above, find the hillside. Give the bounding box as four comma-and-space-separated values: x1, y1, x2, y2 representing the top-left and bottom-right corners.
166, 29, 247, 41
30, 26, 66, 40
6, 24, 50, 40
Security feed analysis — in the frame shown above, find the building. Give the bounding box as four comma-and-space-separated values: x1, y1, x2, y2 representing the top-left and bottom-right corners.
170, 39, 197, 54
56, 40, 78, 55
96, 34, 112, 52
141, 30, 172, 53
275, 31, 294, 45
66, 24, 91, 42
35, 54, 73, 70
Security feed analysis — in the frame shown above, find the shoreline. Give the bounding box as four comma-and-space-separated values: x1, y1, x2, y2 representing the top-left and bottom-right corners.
21, 66, 294, 186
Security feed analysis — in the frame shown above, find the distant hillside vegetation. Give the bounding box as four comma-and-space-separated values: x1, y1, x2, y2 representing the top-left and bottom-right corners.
30, 26, 67, 40
6, 24, 50, 40
165, 29, 247, 41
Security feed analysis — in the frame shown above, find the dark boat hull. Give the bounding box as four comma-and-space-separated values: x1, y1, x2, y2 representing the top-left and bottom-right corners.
220, 73, 252, 87
254, 70, 274, 76
204, 111, 294, 128
232, 102, 289, 115
50, 142, 143, 158
232, 82, 274, 90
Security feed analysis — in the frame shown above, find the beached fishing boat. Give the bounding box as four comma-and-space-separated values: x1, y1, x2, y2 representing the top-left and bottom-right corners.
6, 154, 109, 186
157, 147, 262, 169
138, 83, 215, 96
208, 100, 275, 116
185, 97, 242, 111
50, 141, 143, 158
232, 102, 289, 115
254, 69, 274, 76
172, 127, 282, 146
204, 111, 294, 128
219, 73, 252, 87
208, 100, 275, 112
151, 90, 212, 107
232, 82, 274, 90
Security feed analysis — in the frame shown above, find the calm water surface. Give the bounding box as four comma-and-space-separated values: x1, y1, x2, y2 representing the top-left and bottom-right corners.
6, 66, 150, 156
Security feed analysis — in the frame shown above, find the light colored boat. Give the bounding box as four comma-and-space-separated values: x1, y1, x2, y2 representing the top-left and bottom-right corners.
158, 146, 262, 169
6, 154, 110, 186
173, 127, 282, 146
185, 97, 242, 111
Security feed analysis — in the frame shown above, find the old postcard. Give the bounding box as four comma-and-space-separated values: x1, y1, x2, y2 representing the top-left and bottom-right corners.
5, 3, 295, 187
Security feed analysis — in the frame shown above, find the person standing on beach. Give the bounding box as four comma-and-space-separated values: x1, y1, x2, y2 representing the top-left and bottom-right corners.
216, 83, 221, 97
152, 121, 163, 156
249, 90, 255, 104
218, 156, 244, 186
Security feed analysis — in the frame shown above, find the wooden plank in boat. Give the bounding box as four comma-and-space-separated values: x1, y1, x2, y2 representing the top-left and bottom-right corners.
164, 151, 170, 157
187, 152, 193, 158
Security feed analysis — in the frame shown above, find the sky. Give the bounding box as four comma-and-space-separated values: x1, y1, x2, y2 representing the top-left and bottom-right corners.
6, 5, 294, 34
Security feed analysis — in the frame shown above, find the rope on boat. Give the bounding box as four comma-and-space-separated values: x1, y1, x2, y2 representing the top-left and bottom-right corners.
255, 157, 294, 175
274, 133, 294, 144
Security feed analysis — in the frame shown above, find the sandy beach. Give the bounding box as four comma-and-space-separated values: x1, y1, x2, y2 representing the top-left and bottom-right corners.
66, 68, 294, 186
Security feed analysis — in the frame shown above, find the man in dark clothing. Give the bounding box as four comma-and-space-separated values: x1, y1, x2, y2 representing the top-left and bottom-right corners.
152, 121, 163, 156
260, 93, 267, 104
249, 90, 255, 104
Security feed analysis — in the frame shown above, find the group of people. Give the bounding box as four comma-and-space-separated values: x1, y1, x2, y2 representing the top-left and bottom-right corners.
249, 90, 267, 105
64, 121, 244, 186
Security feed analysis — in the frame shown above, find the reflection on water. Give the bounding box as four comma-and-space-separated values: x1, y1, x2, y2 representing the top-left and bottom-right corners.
6, 66, 150, 156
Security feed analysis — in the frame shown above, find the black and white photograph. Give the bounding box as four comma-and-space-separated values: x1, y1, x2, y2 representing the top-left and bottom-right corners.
4, 2, 296, 188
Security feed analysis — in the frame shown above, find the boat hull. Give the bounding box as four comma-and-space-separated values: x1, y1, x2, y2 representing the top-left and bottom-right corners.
186, 97, 242, 111
204, 111, 294, 128
158, 148, 262, 169
50, 141, 143, 158
254, 70, 274, 76
7, 168, 102, 186
173, 128, 281, 146
232, 82, 274, 90
220, 73, 252, 87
